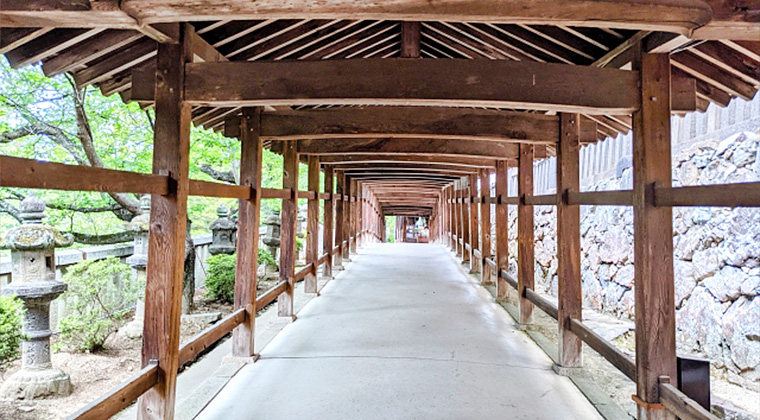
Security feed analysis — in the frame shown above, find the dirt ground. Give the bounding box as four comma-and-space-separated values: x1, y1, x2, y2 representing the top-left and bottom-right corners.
0, 289, 234, 420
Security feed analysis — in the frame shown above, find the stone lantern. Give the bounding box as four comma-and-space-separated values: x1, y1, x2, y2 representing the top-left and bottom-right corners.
0, 195, 73, 399
123, 196, 151, 339
262, 210, 281, 260
209, 204, 237, 255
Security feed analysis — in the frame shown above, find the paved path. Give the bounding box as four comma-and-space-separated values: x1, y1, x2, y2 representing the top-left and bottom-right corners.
196, 243, 602, 420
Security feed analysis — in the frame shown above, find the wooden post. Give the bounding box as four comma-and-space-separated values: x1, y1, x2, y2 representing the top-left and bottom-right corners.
495, 160, 509, 300
334, 171, 344, 269
461, 179, 470, 262
322, 165, 334, 278
401, 22, 421, 58
358, 184, 363, 247
278, 141, 298, 319
557, 113, 582, 370
232, 107, 262, 361
480, 168, 492, 284
449, 186, 455, 250
350, 178, 358, 254
633, 46, 676, 420
305, 155, 320, 293
518, 144, 534, 326
138, 24, 189, 420
455, 181, 463, 256
469, 173, 480, 273
342, 175, 351, 260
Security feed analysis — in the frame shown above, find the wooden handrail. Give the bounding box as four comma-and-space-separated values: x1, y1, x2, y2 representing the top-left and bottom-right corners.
178, 307, 247, 366
261, 188, 292, 199
524, 194, 558, 206
498, 269, 518, 289
255, 280, 288, 312
524, 288, 558, 320
296, 190, 317, 200
566, 189, 633, 206
318, 253, 329, 265
569, 318, 636, 381
654, 183, 760, 207
294, 263, 314, 282
0, 155, 169, 195
659, 377, 719, 420
189, 180, 250, 199
65, 361, 159, 420
484, 257, 497, 270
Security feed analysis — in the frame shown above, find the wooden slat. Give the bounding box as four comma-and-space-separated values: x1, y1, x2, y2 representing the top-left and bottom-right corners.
524, 288, 559, 320
654, 183, 760, 207
0, 156, 168, 194
232, 107, 263, 360
178, 307, 246, 366
569, 318, 636, 381
42, 29, 143, 76
189, 179, 250, 198
178, 59, 640, 113
65, 362, 159, 420
659, 377, 720, 420
517, 144, 534, 325
255, 280, 288, 312
567, 190, 633, 206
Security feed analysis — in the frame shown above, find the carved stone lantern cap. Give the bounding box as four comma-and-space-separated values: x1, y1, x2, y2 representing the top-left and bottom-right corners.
209, 204, 237, 231
263, 210, 281, 226
127, 195, 152, 232
5, 196, 73, 251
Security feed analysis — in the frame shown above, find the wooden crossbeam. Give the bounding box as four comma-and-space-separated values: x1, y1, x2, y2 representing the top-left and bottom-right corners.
130, 59, 642, 113
318, 155, 499, 168
271, 138, 518, 159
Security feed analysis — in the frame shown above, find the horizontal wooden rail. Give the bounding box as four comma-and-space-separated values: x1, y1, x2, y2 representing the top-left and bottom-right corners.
318, 193, 331, 200
473, 249, 481, 258
261, 188, 292, 199
294, 263, 314, 282
178, 307, 247, 366
498, 269, 518, 289
318, 253, 329, 265
566, 190, 633, 206
0, 156, 169, 195
524, 288, 558, 320
484, 257, 497, 270
524, 194, 558, 206
255, 280, 288, 312
464, 243, 471, 251
654, 183, 760, 207
659, 377, 719, 420
189, 180, 250, 199
332, 245, 341, 255
569, 318, 636, 381
65, 361, 159, 420
297, 190, 317, 200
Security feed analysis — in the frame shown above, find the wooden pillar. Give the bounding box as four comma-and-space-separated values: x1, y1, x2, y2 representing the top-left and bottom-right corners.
358, 184, 364, 247
350, 178, 358, 254
401, 22, 421, 58
334, 171, 344, 269
633, 47, 676, 420
448, 186, 455, 250
518, 144, 534, 326
342, 176, 351, 260
278, 141, 298, 319
454, 182, 462, 256
495, 160, 509, 300
469, 173, 480, 273
232, 107, 262, 361
322, 165, 334, 278
305, 155, 320, 293
480, 168, 492, 283
557, 113, 582, 369
138, 24, 189, 419
460, 180, 470, 262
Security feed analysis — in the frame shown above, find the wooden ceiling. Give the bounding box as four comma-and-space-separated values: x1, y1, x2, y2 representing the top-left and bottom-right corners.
1, 2, 759, 216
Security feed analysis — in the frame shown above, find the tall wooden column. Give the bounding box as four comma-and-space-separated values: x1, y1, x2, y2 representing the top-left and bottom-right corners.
455, 182, 463, 256
449, 186, 455, 250
305, 155, 320, 294
461, 179, 470, 262
322, 165, 334, 278
518, 144, 534, 326
350, 178, 358, 254
495, 160, 509, 300
469, 173, 480, 273
557, 113, 582, 369
278, 141, 298, 319
480, 168, 492, 283
343, 176, 351, 260
334, 171, 344, 269
633, 47, 676, 420
232, 107, 262, 360
138, 25, 190, 419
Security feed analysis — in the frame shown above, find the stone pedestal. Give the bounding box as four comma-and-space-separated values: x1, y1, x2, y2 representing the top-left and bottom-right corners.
0, 196, 72, 399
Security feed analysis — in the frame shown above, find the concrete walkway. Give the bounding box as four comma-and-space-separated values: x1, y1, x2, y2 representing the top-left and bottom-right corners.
195, 243, 602, 420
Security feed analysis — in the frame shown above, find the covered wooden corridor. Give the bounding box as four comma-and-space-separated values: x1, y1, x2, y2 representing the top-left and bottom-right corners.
195, 243, 603, 420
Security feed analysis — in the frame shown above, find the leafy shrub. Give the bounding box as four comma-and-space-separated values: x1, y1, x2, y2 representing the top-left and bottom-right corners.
0, 295, 23, 370
258, 248, 277, 269
206, 253, 236, 303
58, 257, 138, 352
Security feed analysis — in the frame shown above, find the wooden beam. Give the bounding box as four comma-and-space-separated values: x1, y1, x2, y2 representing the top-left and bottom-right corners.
518, 144, 534, 326
350, 178, 358, 253
137, 25, 188, 419
342, 175, 351, 260
317, 154, 498, 168
557, 113, 582, 371
232, 107, 262, 361
322, 165, 334, 278
632, 46, 676, 420
176, 59, 639, 114
495, 160, 509, 300
306, 155, 320, 293
278, 141, 298, 319
468, 173, 479, 273
272, 138, 519, 159
654, 183, 760, 208
255, 107, 562, 143
334, 171, 345, 269
401, 21, 420, 58
479, 168, 493, 284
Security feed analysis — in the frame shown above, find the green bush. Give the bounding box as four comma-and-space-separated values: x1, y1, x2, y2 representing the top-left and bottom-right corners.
258, 248, 276, 269
0, 295, 23, 370
58, 257, 138, 352
206, 253, 236, 303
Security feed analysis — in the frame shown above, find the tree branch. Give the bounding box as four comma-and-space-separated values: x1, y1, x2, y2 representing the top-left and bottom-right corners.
0, 199, 22, 223
0, 122, 88, 165
66, 231, 135, 245
199, 164, 236, 184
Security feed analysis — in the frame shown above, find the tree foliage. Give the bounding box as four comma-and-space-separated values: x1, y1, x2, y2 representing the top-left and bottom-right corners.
0, 295, 23, 370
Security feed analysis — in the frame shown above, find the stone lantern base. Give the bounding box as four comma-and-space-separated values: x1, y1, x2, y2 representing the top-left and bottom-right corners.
0, 367, 72, 400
